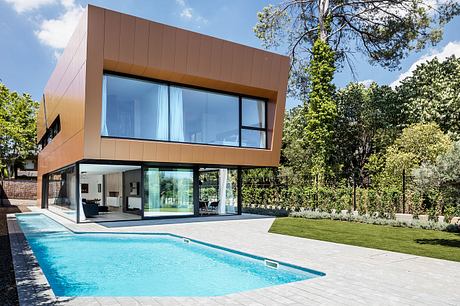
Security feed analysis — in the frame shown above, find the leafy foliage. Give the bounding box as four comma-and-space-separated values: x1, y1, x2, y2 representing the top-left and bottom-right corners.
249, 1, 460, 218
334, 82, 404, 184
384, 123, 452, 179
254, 0, 460, 96
304, 39, 337, 183
398, 56, 460, 139
0, 83, 38, 180
413, 141, 460, 217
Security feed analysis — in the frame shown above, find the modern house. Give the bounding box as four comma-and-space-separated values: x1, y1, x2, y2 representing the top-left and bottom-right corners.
36, 5, 289, 223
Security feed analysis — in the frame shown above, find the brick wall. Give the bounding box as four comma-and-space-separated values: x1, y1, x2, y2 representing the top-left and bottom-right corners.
0, 179, 37, 200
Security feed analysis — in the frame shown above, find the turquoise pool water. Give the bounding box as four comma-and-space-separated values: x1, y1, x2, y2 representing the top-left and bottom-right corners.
16, 214, 324, 297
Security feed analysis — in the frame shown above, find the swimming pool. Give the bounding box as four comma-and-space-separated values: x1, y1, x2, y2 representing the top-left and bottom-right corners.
15, 214, 324, 297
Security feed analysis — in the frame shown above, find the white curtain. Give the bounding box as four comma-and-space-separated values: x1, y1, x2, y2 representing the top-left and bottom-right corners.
145, 169, 160, 216
226, 171, 236, 214
156, 85, 169, 140
218, 169, 228, 215
101, 76, 108, 136
260, 131, 266, 148
170, 87, 184, 141
257, 100, 265, 128
77, 174, 86, 222
258, 101, 266, 148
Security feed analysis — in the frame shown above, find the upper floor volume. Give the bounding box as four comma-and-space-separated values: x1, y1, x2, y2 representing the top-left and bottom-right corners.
37, 5, 289, 172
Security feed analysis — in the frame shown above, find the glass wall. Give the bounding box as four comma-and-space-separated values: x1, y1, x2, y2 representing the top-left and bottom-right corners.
102, 73, 267, 149
102, 74, 168, 140
170, 86, 239, 146
47, 166, 77, 222
198, 168, 238, 215
144, 168, 194, 217
241, 98, 266, 148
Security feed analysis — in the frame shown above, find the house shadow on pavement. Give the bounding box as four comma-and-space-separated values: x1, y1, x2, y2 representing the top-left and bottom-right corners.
100, 213, 274, 228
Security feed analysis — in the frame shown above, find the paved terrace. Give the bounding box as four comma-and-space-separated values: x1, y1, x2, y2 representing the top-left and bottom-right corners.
8, 208, 460, 305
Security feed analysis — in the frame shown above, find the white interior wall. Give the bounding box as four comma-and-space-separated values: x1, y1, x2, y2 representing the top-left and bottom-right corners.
80, 174, 103, 201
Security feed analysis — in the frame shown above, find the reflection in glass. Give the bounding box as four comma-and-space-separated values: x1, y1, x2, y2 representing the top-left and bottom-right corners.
170, 86, 239, 146
242, 98, 266, 128
241, 129, 266, 148
47, 166, 77, 222
102, 74, 268, 149
220, 169, 238, 214
102, 74, 168, 140
198, 168, 238, 215
144, 168, 194, 217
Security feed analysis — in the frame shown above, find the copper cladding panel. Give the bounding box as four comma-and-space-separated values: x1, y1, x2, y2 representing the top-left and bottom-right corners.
37, 4, 290, 202
36, 11, 88, 206
83, 5, 289, 168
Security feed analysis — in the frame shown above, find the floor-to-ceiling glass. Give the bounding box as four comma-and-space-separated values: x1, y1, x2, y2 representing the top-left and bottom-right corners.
198, 168, 238, 215
144, 168, 194, 217
47, 166, 77, 222
78, 164, 142, 222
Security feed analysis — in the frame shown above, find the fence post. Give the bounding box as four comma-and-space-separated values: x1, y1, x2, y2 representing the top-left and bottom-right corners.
315, 174, 318, 209
402, 168, 406, 214
353, 176, 356, 211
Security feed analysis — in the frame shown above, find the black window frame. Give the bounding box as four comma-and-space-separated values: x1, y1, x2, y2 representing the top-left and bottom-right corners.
102, 71, 269, 150
38, 115, 61, 150
240, 97, 268, 149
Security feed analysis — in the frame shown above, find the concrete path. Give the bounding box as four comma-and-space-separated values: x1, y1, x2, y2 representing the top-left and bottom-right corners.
9, 209, 460, 305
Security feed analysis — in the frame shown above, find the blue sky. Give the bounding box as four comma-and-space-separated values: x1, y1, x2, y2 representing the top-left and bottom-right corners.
1, 0, 460, 109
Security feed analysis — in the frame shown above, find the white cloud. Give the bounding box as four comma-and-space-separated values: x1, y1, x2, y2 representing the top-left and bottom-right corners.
35, 3, 84, 49
391, 41, 460, 87
175, 0, 207, 25
180, 7, 193, 19
4, 0, 56, 13
3, 0, 84, 50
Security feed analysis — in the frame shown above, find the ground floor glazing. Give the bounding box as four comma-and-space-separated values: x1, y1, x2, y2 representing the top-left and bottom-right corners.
43, 161, 242, 223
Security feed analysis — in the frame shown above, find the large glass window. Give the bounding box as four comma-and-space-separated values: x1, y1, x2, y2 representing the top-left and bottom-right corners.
242, 98, 266, 128
102, 73, 267, 149
102, 75, 168, 140
241, 98, 266, 148
144, 168, 194, 217
241, 129, 266, 149
170, 86, 239, 146
47, 166, 77, 222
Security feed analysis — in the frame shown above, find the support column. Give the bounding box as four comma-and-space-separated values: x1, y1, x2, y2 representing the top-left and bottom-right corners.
75, 162, 81, 223
41, 174, 48, 209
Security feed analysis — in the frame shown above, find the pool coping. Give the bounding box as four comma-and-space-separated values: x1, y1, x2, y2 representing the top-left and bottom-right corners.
8, 212, 325, 305
7, 213, 61, 305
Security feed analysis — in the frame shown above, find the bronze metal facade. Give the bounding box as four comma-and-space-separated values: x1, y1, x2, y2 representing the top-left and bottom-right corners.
37, 5, 289, 207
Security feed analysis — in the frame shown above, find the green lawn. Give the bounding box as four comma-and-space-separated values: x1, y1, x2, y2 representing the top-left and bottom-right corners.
270, 217, 460, 262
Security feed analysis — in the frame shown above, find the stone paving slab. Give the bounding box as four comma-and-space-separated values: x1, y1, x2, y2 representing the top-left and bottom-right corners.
9, 208, 460, 305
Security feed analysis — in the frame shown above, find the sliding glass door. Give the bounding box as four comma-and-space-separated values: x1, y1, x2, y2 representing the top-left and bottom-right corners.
144, 168, 194, 217
198, 168, 238, 215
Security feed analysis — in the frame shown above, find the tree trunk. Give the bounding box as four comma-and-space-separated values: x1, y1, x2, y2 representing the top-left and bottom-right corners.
318, 0, 330, 41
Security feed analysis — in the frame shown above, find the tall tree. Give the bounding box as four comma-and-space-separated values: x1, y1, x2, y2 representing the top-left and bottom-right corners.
335, 82, 404, 185
255, 0, 460, 97
383, 122, 452, 183
397, 56, 460, 139
0, 83, 38, 183
304, 39, 337, 184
